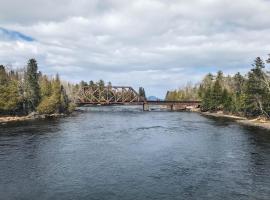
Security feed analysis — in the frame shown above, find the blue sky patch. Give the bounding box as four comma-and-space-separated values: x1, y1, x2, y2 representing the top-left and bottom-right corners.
0, 27, 35, 42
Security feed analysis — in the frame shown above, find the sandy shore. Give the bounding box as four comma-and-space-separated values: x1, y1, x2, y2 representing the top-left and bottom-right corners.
200, 111, 270, 130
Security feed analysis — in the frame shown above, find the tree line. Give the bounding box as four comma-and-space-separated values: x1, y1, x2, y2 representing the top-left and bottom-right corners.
0, 59, 74, 116
166, 55, 270, 118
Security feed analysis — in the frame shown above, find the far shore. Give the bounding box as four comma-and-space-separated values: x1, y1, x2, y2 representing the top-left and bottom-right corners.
200, 111, 270, 130
2, 108, 270, 131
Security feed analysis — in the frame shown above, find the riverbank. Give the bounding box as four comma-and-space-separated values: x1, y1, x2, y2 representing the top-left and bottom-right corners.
0, 109, 84, 124
0, 113, 67, 124
200, 111, 270, 130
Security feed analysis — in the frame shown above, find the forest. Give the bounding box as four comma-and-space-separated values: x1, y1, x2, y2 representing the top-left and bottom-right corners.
166, 55, 270, 118
0, 58, 146, 116
0, 59, 75, 116
2, 54, 270, 119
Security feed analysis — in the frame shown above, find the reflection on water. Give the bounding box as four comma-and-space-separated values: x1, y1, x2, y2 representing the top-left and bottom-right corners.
0, 106, 270, 200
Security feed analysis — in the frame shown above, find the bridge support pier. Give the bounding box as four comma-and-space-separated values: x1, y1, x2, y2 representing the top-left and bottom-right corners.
143, 103, 149, 111
170, 104, 174, 111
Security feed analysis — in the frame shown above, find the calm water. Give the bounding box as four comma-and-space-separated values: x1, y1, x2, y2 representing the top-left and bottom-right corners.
1, 106, 270, 200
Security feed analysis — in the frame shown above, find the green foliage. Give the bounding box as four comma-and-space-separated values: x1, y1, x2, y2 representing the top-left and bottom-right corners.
197, 56, 270, 118
166, 55, 270, 118
37, 97, 59, 114
37, 74, 70, 114
0, 59, 72, 116
24, 58, 41, 112
0, 65, 8, 84
68, 103, 76, 113
166, 83, 199, 101
139, 87, 146, 99
0, 80, 21, 114
201, 88, 213, 111
39, 75, 52, 99
211, 73, 223, 110
0, 66, 22, 114
244, 57, 270, 117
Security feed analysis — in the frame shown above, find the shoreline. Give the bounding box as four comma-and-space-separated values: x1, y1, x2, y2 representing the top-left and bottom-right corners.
2, 108, 270, 131
0, 113, 67, 124
0, 109, 84, 124
199, 111, 270, 130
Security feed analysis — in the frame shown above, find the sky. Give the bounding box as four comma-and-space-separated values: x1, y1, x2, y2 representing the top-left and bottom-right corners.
0, 0, 270, 98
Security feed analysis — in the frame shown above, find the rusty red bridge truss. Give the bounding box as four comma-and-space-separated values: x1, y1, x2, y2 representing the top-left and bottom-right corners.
76, 86, 201, 111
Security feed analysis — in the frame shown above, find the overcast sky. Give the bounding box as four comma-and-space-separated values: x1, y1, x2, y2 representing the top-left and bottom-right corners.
1, 0, 270, 97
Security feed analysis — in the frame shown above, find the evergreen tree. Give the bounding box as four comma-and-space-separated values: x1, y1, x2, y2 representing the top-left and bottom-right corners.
198, 73, 214, 99
80, 81, 88, 87
266, 54, 270, 64
222, 88, 232, 112
98, 80, 105, 88
51, 74, 62, 113
24, 59, 40, 113
233, 72, 245, 94
139, 87, 146, 99
37, 74, 64, 114
0, 65, 8, 84
199, 73, 214, 111
201, 87, 213, 111
211, 71, 224, 110
230, 72, 246, 113
0, 65, 21, 114
89, 80, 95, 88
60, 85, 69, 113
245, 57, 269, 117
39, 75, 52, 99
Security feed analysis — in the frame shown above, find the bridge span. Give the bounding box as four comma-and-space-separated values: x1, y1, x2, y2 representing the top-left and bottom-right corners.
76, 85, 201, 111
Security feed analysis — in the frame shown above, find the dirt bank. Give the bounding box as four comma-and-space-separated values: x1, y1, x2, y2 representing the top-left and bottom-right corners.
200, 111, 270, 130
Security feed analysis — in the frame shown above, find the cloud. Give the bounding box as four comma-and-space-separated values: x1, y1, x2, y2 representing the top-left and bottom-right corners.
0, 0, 270, 97
0, 27, 34, 42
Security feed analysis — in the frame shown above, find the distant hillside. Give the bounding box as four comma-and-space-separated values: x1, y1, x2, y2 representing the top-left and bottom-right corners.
147, 96, 162, 101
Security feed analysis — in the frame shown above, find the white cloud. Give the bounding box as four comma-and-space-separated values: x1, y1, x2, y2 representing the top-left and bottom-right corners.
0, 0, 270, 97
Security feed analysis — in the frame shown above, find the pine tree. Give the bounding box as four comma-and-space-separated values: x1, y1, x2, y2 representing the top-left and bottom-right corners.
199, 73, 214, 111
24, 59, 40, 113
212, 74, 223, 110
0, 65, 8, 84
0, 66, 21, 115
222, 88, 232, 112
37, 74, 63, 114
245, 57, 269, 117
60, 85, 69, 113
266, 54, 270, 64
201, 87, 213, 111
139, 87, 146, 100
39, 75, 52, 99
198, 73, 214, 99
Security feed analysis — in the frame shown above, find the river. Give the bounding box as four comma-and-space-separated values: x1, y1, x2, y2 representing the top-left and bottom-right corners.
0, 106, 270, 200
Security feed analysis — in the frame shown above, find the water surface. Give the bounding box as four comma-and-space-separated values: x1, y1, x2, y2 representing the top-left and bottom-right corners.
1, 106, 270, 200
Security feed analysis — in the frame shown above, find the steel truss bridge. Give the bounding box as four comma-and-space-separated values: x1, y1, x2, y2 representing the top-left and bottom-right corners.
76, 86, 201, 111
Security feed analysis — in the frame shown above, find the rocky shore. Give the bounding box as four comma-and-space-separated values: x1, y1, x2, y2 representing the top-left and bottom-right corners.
0, 113, 66, 124
200, 111, 270, 130
0, 109, 84, 124
2, 108, 270, 130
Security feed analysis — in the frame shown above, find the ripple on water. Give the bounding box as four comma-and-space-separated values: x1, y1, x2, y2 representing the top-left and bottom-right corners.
1, 106, 270, 200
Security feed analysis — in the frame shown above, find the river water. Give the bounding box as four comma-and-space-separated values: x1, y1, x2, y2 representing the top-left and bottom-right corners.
0, 106, 270, 200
